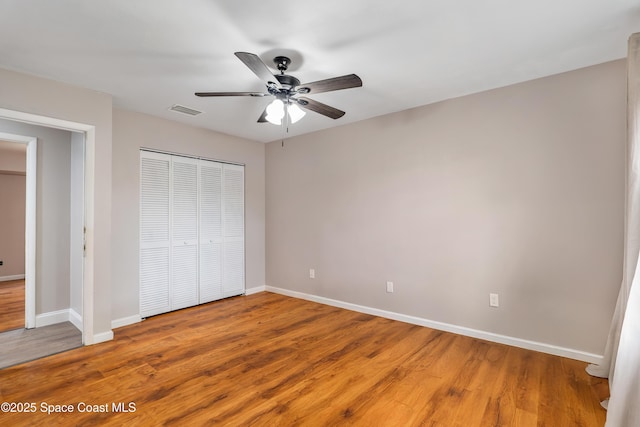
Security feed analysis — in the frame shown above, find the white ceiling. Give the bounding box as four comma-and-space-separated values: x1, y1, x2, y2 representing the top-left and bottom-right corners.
0, 1, 638, 143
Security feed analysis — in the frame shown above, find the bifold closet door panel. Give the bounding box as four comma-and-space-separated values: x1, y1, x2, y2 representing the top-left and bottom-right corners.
199, 160, 223, 303
171, 156, 199, 311
222, 240, 244, 296
222, 164, 245, 297
140, 153, 171, 317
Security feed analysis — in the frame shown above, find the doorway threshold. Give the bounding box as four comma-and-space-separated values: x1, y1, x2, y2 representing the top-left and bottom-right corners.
0, 322, 82, 369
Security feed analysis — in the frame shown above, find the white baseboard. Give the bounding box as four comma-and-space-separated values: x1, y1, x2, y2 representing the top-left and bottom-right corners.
69, 308, 83, 332
91, 330, 114, 344
245, 285, 266, 295
265, 286, 603, 364
35, 309, 70, 327
112, 314, 142, 329
36, 308, 84, 333
0, 274, 25, 282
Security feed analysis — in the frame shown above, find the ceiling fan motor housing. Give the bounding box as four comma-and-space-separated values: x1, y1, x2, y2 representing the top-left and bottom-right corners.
274, 56, 292, 72
275, 74, 300, 89
269, 74, 301, 100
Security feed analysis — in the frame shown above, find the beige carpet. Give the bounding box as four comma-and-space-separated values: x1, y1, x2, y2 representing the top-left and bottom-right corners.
0, 322, 82, 369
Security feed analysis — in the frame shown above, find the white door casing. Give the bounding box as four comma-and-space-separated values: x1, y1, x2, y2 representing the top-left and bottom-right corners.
0, 108, 95, 345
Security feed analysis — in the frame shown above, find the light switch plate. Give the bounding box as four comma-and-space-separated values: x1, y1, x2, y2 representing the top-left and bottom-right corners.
490, 293, 499, 307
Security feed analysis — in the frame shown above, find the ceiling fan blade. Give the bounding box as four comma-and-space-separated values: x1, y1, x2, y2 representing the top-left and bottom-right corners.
295, 97, 345, 119
297, 74, 362, 94
257, 108, 268, 123
195, 92, 267, 97
234, 52, 282, 88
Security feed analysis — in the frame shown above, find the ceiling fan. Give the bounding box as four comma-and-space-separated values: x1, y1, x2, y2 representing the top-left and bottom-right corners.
195, 52, 362, 125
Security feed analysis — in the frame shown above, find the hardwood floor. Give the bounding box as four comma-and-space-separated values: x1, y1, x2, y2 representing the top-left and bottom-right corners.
0, 279, 24, 333
0, 292, 608, 426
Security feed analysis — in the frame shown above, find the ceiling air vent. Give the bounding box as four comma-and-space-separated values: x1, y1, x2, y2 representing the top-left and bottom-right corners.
169, 104, 203, 116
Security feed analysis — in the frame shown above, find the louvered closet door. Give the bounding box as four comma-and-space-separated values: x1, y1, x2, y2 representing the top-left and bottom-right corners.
171, 156, 199, 310
140, 152, 171, 317
199, 160, 223, 303
222, 164, 245, 297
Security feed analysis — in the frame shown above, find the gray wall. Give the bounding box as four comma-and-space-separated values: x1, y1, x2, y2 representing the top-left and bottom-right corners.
37, 125, 71, 314
111, 108, 265, 322
265, 60, 626, 355
0, 141, 26, 278
0, 160, 25, 278
0, 141, 26, 172
0, 174, 25, 277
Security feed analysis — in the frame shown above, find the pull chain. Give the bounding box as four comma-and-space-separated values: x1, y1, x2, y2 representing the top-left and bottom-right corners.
281, 103, 291, 148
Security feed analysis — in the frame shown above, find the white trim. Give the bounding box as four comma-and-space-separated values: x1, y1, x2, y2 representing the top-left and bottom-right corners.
69, 133, 85, 337
112, 315, 142, 329
25, 137, 37, 329
245, 285, 265, 295
0, 108, 95, 133
35, 309, 70, 328
82, 126, 97, 345
34, 308, 83, 333
69, 308, 83, 332
0, 274, 25, 282
92, 330, 114, 344
265, 286, 604, 364
0, 108, 102, 346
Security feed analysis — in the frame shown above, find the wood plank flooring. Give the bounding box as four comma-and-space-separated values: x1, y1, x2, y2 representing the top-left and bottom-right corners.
0, 292, 608, 426
0, 279, 25, 333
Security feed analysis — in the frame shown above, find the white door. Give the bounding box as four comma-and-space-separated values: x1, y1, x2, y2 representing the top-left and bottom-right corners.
170, 156, 199, 310
199, 160, 223, 303
222, 164, 245, 297
139, 152, 171, 317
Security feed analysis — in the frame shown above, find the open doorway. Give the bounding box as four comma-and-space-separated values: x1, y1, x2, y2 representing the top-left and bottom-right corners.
0, 139, 26, 333
0, 101, 99, 349
0, 124, 86, 368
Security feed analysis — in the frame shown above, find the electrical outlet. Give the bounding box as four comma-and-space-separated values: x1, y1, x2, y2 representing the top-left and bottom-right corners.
386, 281, 394, 293
489, 293, 499, 307
309, 269, 315, 279
0, 260, 3, 266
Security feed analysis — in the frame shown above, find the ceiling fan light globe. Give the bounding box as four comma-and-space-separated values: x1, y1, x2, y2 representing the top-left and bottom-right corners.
265, 113, 282, 125
266, 99, 285, 118
288, 103, 306, 123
